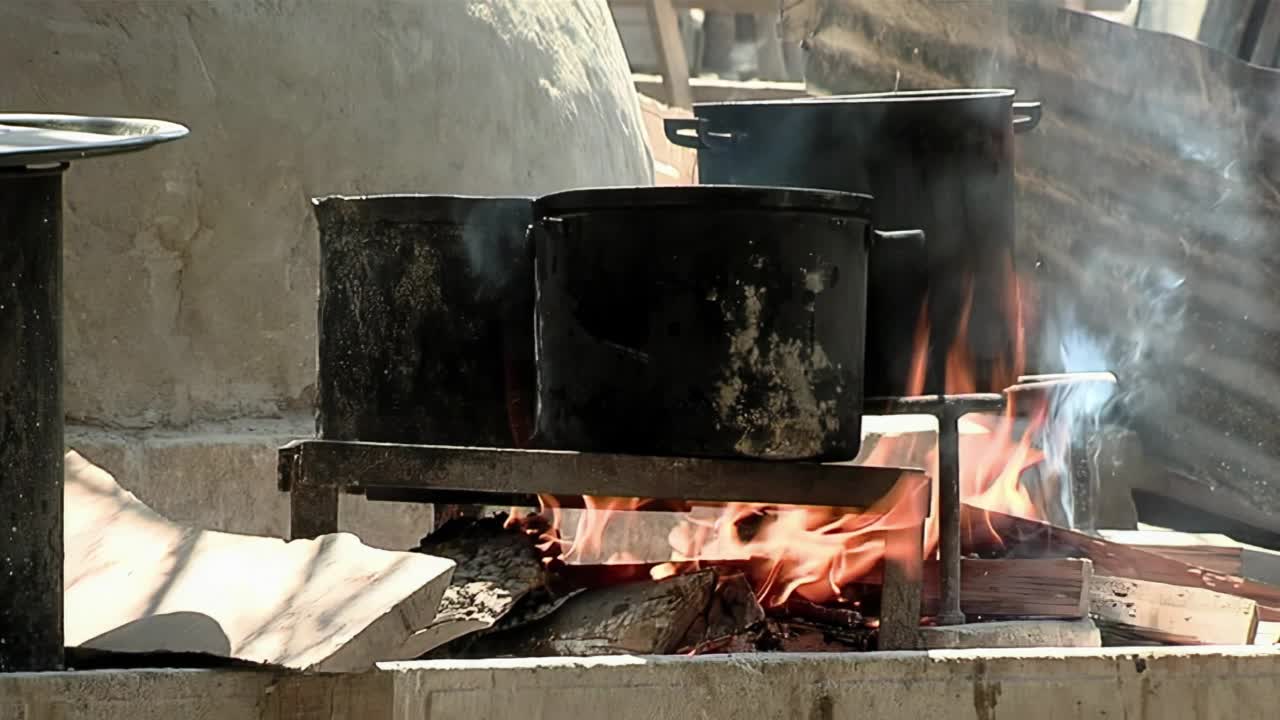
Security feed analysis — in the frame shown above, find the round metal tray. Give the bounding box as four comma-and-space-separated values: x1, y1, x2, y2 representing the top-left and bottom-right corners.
0, 113, 189, 167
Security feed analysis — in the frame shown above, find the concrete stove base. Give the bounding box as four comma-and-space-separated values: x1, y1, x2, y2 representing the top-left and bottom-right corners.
3, 647, 1278, 720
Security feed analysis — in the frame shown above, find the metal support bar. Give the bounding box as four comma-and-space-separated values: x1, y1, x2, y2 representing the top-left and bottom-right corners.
866, 393, 1005, 626
279, 439, 927, 513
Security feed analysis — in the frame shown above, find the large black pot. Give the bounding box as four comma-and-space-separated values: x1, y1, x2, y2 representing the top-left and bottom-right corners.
532, 185, 922, 462
313, 195, 536, 448
665, 89, 1041, 396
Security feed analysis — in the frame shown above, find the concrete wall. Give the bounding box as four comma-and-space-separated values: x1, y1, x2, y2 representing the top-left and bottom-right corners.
0, 0, 652, 540
5, 647, 1280, 719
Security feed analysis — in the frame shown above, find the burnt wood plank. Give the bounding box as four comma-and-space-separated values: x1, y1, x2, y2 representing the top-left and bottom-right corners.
1091, 575, 1259, 645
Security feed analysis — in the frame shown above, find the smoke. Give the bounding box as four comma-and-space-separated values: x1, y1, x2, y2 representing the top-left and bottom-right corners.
457, 197, 534, 303
1032, 256, 1188, 528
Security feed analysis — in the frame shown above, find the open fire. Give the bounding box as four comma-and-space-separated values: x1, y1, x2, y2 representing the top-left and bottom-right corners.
509, 264, 1065, 611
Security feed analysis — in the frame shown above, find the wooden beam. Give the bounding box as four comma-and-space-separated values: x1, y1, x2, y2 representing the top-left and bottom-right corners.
612, 0, 778, 12
1100, 528, 1280, 586
1250, 0, 1280, 66
1091, 575, 1259, 645
1100, 529, 1245, 575
645, 0, 694, 109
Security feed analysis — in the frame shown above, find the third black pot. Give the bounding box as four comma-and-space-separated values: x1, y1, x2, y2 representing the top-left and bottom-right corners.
665, 89, 1041, 396
531, 185, 923, 462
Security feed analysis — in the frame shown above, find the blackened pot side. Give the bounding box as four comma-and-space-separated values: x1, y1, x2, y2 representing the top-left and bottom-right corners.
666, 89, 1041, 396
313, 194, 535, 447
532, 185, 920, 462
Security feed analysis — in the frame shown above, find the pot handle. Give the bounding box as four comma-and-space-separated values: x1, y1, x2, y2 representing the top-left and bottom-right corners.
663, 117, 739, 151
1013, 100, 1043, 133
871, 228, 927, 247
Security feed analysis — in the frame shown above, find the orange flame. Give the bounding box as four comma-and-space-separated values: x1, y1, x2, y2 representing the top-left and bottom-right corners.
526, 264, 1064, 609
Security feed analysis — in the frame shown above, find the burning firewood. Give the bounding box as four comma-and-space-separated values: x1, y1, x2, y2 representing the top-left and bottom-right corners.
678, 572, 767, 652
1090, 576, 1259, 646
446, 571, 717, 657
408, 515, 547, 653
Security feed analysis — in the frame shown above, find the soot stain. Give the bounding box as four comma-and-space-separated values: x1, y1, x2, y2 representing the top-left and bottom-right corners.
808, 693, 835, 720
972, 661, 1003, 720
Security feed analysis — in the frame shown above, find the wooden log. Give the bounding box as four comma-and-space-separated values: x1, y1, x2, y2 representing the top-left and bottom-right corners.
407, 517, 546, 653
679, 571, 766, 650
966, 505, 1280, 621
446, 572, 716, 657
793, 0, 1280, 539
1090, 575, 1259, 645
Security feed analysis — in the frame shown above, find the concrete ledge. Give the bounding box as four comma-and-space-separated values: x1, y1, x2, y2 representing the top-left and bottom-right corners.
6, 647, 1278, 719
66, 419, 432, 550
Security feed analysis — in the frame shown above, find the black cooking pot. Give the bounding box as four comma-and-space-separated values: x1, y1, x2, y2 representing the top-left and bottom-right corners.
531, 185, 923, 462
312, 195, 536, 448
664, 89, 1041, 396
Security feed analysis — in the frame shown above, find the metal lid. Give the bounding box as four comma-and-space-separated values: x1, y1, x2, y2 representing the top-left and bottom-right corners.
535, 185, 874, 219
0, 113, 189, 167
694, 88, 1017, 109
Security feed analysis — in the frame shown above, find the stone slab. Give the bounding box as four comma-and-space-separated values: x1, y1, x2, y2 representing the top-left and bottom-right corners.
64, 451, 455, 671
919, 618, 1101, 649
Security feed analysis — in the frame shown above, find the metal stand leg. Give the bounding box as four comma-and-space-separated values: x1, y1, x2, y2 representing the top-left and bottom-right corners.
880, 521, 924, 650
0, 166, 67, 672
279, 442, 340, 540
936, 408, 966, 626
865, 393, 1006, 628
289, 479, 340, 541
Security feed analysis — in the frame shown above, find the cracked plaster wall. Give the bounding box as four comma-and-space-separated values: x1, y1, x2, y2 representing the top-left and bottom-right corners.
1, 0, 652, 429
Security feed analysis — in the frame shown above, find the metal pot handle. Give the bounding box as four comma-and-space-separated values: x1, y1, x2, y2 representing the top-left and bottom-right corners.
1013, 100, 1043, 133
871, 228, 927, 247
663, 117, 739, 151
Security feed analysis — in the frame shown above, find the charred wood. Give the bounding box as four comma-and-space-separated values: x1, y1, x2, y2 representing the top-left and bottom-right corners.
440, 571, 716, 658
409, 516, 546, 652
679, 572, 767, 651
